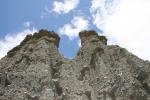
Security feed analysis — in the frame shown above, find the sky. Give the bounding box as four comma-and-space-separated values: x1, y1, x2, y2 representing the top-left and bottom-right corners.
0, 0, 150, 61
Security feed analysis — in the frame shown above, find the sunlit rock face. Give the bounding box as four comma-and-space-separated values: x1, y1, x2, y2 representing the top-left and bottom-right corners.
0, 29, 150, 100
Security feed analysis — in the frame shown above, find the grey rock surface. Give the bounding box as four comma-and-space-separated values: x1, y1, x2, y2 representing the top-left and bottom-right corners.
0, 29, 150, 100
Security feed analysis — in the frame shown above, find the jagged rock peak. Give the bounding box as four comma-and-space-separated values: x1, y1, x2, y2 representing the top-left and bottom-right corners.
79, 30, 107, 45
23, 29, 60, 47
7, 29, 60, 56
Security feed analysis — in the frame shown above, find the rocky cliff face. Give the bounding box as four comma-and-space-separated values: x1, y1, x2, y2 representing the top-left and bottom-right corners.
0, 29, 150, 100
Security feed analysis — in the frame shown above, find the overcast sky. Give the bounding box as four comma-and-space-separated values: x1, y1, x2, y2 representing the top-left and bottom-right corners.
0, 0, 150, 60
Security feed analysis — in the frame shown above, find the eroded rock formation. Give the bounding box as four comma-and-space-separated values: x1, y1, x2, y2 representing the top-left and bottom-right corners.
0, 29, 150, 100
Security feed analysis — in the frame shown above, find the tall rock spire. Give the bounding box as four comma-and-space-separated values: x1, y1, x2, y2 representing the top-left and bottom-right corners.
0, 29, 63, 99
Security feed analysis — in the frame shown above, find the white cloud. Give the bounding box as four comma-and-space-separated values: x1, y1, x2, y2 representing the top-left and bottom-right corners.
90, 0, 150, 60
52, 0, 79, 14
78, 39, 81, 47
0, 28, 37, 59
23, 21, 31, 28
90, 0, 120, 30
58, 16, 89, 40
